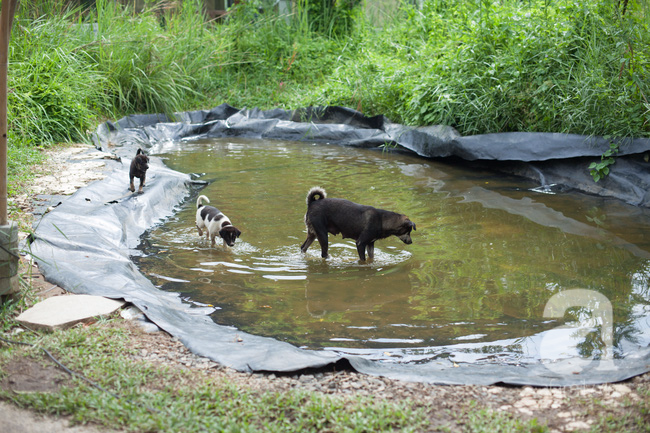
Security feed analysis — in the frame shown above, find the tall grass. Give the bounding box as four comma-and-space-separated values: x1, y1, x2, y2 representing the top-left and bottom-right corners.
202, 0, 355, 109
311, 0, 650, 137
10, 14, 102, 146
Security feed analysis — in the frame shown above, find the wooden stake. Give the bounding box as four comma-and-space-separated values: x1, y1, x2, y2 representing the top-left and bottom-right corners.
0, 0, 18, 226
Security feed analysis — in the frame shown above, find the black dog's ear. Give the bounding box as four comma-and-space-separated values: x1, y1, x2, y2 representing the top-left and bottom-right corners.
410, 221, 416, 231
236, 229, 242, 238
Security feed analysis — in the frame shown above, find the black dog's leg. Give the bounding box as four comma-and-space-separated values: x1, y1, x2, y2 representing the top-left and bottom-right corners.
138, 173, 146, 193
315, 229, 329, 258
300, 233, 316, 253
129, 176, 135, 192
356, 242, 367, 261
357, 229, 379, 261
366, 243, 375, 260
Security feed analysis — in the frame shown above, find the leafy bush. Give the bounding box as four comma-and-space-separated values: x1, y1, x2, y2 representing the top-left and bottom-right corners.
311, 0, 649, 137
589, 142, 619, 182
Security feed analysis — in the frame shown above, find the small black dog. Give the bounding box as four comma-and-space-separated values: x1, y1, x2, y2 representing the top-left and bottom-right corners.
300, 187, 416, 261
129, 148, 149, 193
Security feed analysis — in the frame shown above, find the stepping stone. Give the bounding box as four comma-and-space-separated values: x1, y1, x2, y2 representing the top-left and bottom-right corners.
16, 295, 125, 331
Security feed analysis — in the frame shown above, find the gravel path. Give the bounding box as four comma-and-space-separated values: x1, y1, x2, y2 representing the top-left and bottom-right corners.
121, 316, 648, 432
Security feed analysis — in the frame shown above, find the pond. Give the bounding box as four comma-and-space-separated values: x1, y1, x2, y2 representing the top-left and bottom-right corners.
134, 137, 650, 365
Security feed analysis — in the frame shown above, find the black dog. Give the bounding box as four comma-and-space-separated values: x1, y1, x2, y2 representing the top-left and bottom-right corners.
300, 187, 416, 261
129, 148, 149, 193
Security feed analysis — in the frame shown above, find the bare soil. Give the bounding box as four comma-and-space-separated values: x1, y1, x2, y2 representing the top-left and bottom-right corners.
3, 143, 650, 432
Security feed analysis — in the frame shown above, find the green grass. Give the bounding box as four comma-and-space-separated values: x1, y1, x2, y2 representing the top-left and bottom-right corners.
6, 145, 45, 197
587, 384, 650, 432
0, 321, 428, 432
461, 402, 548, 433
311, 1, 650, 137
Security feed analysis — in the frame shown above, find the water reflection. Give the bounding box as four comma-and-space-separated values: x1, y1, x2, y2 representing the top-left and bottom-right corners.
134, 137, 650, 365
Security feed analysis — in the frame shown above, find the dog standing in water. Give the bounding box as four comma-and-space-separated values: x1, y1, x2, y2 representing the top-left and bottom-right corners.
300, 187, 416, 261
195, 195, 242, 248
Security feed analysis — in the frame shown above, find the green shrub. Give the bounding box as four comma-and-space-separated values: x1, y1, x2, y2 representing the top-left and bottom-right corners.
310, 0, 649, 137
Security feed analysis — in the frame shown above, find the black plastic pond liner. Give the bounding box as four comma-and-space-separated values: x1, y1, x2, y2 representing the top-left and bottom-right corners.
28, 104, 650, 386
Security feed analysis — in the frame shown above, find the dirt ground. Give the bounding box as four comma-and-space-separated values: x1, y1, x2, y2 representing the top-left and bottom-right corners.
2, 144, 650, 432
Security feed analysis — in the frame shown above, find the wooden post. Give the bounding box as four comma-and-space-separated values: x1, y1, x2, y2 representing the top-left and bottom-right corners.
0, 0, 18, 226
0, 0, 19, 296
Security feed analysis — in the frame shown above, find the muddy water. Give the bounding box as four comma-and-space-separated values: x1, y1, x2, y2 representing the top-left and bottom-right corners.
135, 138, 650, 363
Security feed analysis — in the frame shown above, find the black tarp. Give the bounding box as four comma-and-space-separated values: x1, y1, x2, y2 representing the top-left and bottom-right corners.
28, 104, 650, 386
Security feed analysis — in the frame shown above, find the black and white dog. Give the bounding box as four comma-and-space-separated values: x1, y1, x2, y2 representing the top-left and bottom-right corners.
195, 195, 242, 248
300, 187, 416, 261
129, 148, 149, 193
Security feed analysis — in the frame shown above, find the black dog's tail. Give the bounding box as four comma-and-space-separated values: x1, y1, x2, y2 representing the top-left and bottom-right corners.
136, 148, 144, 155
306, 187, 326, 205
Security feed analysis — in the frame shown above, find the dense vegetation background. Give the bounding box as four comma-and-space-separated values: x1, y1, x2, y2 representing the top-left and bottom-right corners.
6, 0, 650, 202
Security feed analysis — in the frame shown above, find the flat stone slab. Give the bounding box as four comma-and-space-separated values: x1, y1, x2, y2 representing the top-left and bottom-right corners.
16, 295, 125, 331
